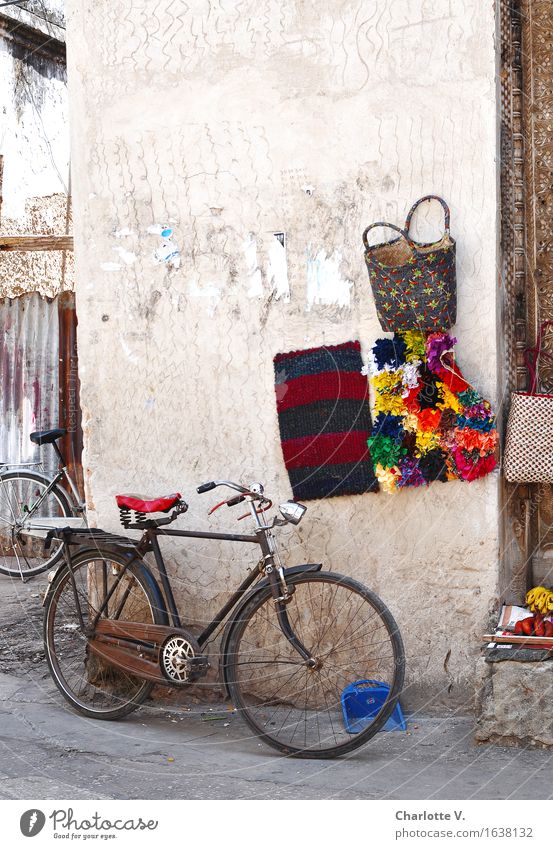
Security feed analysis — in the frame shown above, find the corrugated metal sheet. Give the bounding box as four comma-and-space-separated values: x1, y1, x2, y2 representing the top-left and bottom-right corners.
0, 293, 59, 472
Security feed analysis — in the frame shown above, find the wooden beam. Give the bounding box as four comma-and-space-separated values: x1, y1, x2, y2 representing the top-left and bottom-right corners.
0, 14, 66, 64
0, 235, 73, 252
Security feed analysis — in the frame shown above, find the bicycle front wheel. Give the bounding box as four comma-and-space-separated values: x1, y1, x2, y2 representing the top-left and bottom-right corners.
44, 549, 163, 720
0, 471, 72, 578
226, 572, 405, 758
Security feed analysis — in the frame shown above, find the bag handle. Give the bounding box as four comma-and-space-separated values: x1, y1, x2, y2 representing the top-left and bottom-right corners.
405, 195, 451, 237
362, 221, 415, 253
524, 349, 539, 395
525, 321, 553, 394
438, 350, 477, 394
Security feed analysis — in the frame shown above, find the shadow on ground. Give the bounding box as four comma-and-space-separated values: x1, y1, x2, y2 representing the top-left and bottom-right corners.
0, 574, 551, 800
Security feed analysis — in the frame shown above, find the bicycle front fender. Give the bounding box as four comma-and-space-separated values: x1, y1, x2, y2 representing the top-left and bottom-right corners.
219, 563, 322, 697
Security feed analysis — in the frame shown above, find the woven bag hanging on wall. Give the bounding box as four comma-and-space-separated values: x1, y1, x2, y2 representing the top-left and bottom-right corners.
363, 195, 456, 333
504, 322, 553, 483
274, 341, 378, 500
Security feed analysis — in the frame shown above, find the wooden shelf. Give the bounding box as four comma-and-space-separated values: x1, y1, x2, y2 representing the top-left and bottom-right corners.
484, 633, 553, 649
0, 235, 73, 252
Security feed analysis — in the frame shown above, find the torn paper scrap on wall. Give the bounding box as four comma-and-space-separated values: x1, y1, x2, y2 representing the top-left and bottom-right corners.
267, 232, 290, 301
114, 246, 137, 265
306, 249, 352, 310
148, 225, 181, 269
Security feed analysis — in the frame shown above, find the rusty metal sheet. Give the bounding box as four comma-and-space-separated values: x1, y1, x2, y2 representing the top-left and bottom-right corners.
0, 293, 59, 472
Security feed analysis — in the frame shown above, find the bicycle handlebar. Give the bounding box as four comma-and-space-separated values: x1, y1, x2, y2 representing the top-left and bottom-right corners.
197, 481, 216, 493
199, 479, 271, 521
226, 494, 246, 507
197, 480, 251, 495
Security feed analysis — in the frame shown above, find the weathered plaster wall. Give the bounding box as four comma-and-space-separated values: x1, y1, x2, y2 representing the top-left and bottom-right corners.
67, 0, 500, 707
0, 4, 72, 297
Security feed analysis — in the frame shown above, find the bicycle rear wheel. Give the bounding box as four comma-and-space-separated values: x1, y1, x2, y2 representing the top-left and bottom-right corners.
44, 549, 164, 720
0, 471, 72, 578
225, 572, 405, 758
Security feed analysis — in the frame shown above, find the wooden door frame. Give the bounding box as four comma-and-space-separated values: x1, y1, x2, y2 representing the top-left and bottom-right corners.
58, 292, 83, 497
499, 0, 553, 599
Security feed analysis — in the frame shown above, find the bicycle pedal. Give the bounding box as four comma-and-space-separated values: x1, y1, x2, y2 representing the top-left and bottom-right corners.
185, 656, 210, 682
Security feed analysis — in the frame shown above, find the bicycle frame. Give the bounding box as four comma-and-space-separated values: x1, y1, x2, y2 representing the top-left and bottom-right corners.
0, 459, 84, 517
153, 528, 261, 642
85, 525, 269, 643
59, 508, 318, 668
0, 441, 85, 580
57, 466, 84, 510
45, 440, 85, 511
43, 483, 405, 758
0, 469, 84, 549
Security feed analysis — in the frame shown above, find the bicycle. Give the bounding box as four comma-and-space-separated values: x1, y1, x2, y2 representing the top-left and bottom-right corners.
0, 428, 85, 580
43, 479, 405, 758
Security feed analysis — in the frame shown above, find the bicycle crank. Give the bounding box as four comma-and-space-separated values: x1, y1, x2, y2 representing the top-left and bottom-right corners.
89, 621, 210, 685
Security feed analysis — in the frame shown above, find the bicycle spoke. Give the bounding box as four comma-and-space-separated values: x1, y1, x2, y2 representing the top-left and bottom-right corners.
228, 573, 404, 756
234, 659, 304, 666
0, 473, 71, 577
45, 554, 155, 716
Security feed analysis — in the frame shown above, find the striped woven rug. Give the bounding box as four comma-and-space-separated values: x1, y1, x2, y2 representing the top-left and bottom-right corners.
274, 341, 378, 500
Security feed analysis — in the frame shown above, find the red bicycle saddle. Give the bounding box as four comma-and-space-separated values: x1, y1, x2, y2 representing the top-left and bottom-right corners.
115, 493, 182, 513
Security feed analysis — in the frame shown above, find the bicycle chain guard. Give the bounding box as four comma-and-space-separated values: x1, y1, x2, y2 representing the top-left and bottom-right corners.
89, 621, 209, 685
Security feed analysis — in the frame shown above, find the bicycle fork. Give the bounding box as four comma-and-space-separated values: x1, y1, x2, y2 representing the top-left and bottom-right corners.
255, 520, 319, 669
273, 591, 320, 669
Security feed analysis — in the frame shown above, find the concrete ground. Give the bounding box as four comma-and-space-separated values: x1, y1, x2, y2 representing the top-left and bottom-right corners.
1, 573, 553, 800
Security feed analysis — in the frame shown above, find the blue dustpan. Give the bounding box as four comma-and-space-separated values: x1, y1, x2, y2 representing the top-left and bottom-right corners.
341, 679, 406, 733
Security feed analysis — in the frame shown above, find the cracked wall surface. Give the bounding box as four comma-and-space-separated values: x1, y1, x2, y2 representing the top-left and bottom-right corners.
67, 0, 500, 708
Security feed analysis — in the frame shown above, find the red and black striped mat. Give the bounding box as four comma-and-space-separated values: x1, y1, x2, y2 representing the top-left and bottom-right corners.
274, 341, 378, 500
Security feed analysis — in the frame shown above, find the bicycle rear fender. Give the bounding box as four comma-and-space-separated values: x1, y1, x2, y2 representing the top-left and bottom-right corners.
0, 467, 51, 483
0, 467, 75, 508
42, 549, 170, 626
219, 563, 322, 697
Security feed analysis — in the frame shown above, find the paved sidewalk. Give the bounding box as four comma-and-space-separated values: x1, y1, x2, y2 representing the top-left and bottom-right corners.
1, 574, 552, 800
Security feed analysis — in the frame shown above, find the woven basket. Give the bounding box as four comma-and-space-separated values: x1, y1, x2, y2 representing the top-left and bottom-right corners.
504, 322, 553, 483
504, 393, 553, 483
363, 195, 456, 332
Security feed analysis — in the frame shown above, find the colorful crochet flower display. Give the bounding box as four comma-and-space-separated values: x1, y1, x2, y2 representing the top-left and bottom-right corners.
367, 331, 498, 493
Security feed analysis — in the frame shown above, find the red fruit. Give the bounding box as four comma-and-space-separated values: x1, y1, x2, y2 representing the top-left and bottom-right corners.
514, 620, 524, 635
521, 617, 534, 636
544, 621, 553, 638
535, 620, 546, 637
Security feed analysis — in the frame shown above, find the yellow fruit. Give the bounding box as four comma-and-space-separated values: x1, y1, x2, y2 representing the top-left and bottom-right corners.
526, 586, 544, 605
526, 586, 553, 613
